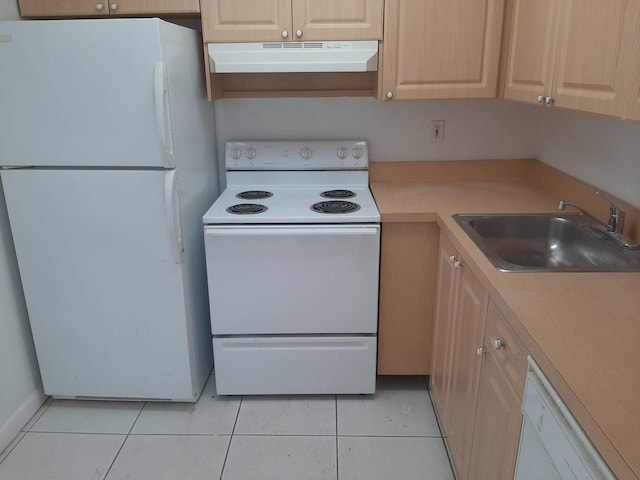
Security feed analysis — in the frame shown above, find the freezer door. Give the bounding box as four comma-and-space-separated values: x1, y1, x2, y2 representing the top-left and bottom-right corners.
0, 19, 178, 168
1, 169, 197, 400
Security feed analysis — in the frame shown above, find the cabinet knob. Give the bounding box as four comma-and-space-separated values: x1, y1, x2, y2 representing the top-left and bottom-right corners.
493, 338, 504, 350
476, 347, 484, 357
110, 3, 117, 10
96, 2, 104, 10
282, 30, 289, 39
545, 96, 554, 107
537, 95, 545, 104
454, 259, 462, 270
386, 91, 393, 99
296, 29, 303, 38
448, 255, 456, 264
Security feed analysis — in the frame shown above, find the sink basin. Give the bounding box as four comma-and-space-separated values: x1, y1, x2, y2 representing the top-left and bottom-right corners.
453, 213, 640, 272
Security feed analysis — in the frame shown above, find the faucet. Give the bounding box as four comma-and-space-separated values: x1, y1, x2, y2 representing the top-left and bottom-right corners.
558, 192, 639, 249
557, 200, 602, 225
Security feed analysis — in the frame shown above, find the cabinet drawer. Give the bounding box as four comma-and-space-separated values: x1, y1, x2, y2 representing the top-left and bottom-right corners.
485, 300, 528, 396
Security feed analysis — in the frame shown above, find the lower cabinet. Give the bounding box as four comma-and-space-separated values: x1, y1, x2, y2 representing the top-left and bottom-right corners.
468, 342, 523, 480
377, 222, 439, 375
431, 232, 527, 480
431, 233, 488, 478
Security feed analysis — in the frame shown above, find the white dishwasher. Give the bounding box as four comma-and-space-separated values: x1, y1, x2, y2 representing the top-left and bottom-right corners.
514, 357, 616, 480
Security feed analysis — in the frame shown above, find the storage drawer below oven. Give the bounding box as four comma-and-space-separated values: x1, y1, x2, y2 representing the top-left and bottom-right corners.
212, 336, 377, 395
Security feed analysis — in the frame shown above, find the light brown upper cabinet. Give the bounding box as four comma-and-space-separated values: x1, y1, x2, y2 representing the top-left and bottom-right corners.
503, 0, 640, 117
201, 0, 384, 43
380, 0, 506, 100
18, 0, 199, 17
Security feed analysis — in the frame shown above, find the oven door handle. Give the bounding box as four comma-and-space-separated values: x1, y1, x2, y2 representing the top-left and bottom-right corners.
206, 226, 379, 236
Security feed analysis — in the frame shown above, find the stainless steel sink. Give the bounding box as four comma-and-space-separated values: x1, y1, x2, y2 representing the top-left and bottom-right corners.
453, 213, 640, 272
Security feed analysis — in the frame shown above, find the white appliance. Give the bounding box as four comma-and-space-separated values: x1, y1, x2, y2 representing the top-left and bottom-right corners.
514, 357, 616, 480
203, 141, 380, 395
207, 40, 379, 73
0, 19, 219, 401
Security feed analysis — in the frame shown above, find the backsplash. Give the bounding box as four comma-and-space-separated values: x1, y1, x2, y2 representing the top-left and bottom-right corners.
214, 97, 640, 208
213, 97, 540, 166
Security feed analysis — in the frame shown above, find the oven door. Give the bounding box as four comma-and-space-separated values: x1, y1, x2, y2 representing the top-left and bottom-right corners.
204, 224, 380, 335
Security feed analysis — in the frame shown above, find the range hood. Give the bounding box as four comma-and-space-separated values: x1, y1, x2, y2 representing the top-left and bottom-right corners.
207, 40, 378, 74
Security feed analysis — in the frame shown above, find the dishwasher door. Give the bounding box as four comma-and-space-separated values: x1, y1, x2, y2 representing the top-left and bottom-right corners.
514, 357, 616, 480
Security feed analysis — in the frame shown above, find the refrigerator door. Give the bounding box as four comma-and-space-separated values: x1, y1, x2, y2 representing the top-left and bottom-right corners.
1, 168, 196, 400
0, 19, 176, 168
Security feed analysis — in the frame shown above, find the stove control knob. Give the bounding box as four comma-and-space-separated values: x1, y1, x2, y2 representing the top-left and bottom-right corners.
337, 146, 349, 160
300, 146, 313, 160
246, 147, 257, 160
352, 146, 363, 159
230, 146, 242, 160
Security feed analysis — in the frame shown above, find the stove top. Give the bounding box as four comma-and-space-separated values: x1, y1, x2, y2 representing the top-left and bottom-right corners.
203, 184, 379, 224
203, 141, 380, 225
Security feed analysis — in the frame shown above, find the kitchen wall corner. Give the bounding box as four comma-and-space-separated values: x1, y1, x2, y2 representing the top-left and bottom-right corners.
536, 107, 640, 208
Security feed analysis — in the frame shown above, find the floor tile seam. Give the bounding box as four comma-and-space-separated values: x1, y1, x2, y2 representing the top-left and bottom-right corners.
219, 394, 243, 480
22, 430, 130, 436
337, 434, 444, 439
335, 395, 339, 480
101, 434, 130, 480
126, 402, 146, 435
231, 433, 337, 437
124, 432, 234, 437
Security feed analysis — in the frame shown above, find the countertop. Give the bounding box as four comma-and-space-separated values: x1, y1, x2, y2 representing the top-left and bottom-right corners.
371, 178, 640, 480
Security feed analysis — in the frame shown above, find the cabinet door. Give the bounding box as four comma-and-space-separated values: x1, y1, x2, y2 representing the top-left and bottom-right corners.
468, 349, 523, 480
623, 17, 640, 121
111, 0, 199, 15
18, 0, 109, 17
446, 260, 489, 479
378, 223, 439, 375
291, 0, 383, 41
430, 235, 459, 433
381, 0, 505, 100
502, 0, 559, 104
551, 0, 640, 116
201, 0, 292, 42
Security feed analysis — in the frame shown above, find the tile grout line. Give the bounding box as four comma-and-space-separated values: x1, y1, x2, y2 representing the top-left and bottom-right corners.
335, 394, 339, 480
218, 393, 243, 480
101, 401, 146, 480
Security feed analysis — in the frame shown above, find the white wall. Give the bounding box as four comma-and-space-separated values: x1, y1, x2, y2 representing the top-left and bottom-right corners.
0, 0, 45, 455
537, 107, 640, 208
215, 97, 539, 165
215, 97, 640, 208
0, 0, 18, 19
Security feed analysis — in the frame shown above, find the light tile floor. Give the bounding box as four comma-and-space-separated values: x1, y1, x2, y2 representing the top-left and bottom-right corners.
0, 375, 454, 480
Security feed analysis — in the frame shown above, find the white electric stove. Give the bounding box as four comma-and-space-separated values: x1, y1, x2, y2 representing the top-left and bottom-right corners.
203, 141, 380, 395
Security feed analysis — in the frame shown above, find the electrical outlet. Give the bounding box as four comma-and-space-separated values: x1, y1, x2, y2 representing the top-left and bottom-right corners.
431, 120, 445, 143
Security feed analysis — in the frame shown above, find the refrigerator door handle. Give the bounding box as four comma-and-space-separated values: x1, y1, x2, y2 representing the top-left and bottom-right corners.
154, 62, 176, 168
165, 170, 184, 264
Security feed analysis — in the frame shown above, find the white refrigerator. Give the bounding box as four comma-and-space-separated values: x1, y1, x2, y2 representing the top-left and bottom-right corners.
0, 19, 219, 401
